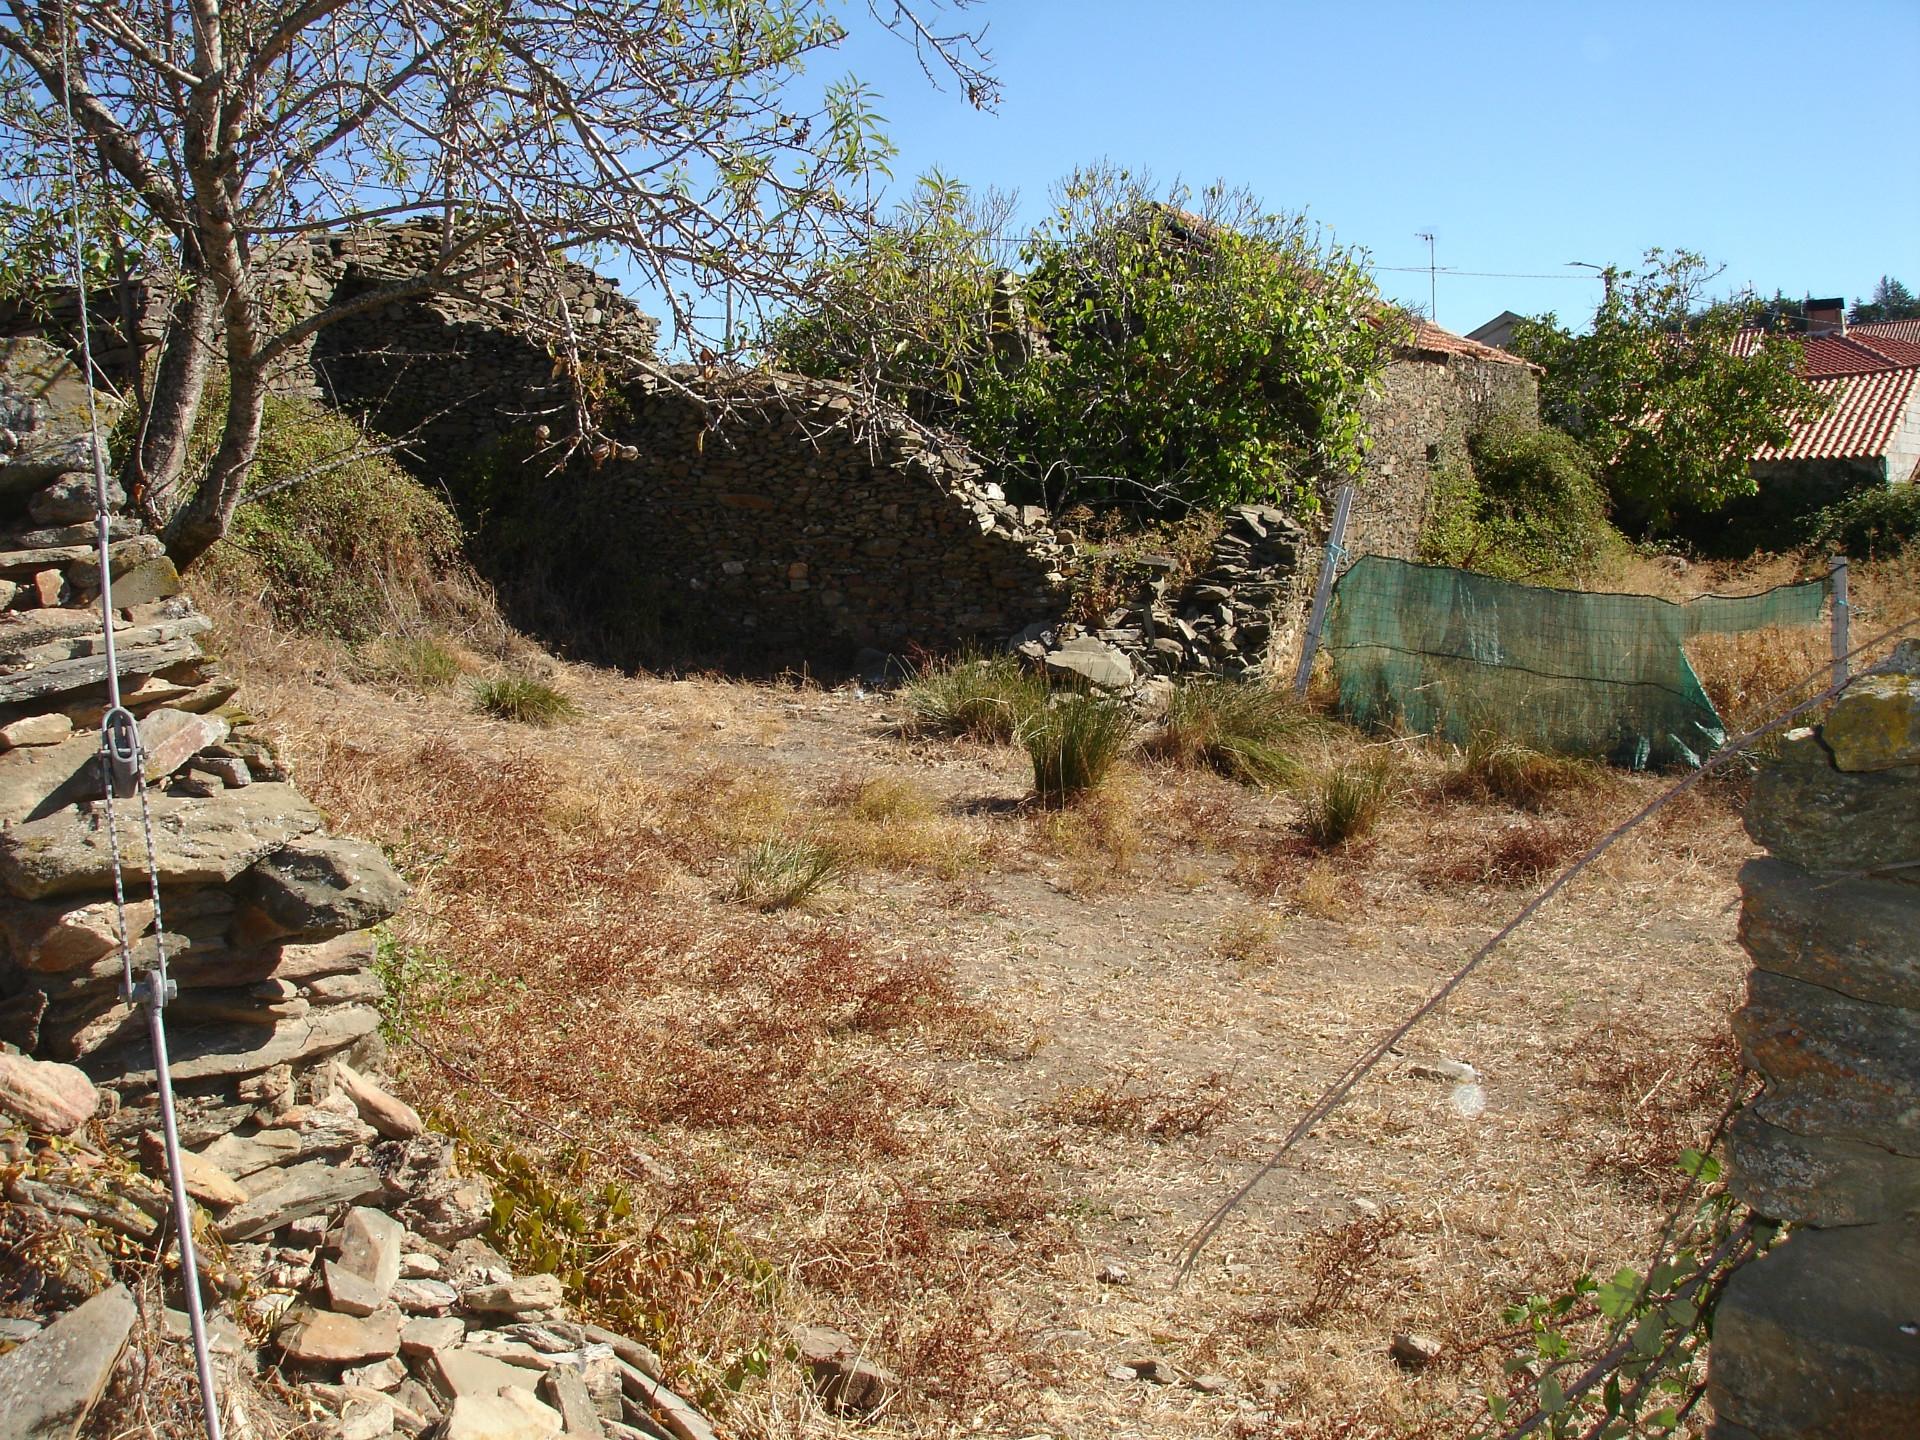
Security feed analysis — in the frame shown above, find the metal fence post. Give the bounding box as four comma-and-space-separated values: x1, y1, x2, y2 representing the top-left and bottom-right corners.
1293, 481, 1355, 698
1830, 553, 1850, 690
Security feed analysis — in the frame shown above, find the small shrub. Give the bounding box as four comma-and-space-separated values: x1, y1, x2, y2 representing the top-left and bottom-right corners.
1299, 753, 1397, 848
1145, 679, 1321, 787
1805, 483, 1920, 560
471, 675, 577, 726
359, 632, 465, 689
1437, 730, 1609, 812
1422, 816, 1591, 889
730, 836, 847, 910
1019, 693, 1135, 805
1421, 418, 1621, 583
899, 651, 1047, 743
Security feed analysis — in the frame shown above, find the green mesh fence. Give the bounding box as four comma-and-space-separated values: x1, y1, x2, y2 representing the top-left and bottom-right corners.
1325, 556, 1830, 769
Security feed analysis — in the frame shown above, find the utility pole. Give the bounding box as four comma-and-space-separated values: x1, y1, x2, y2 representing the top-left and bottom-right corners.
1416, 231, 1436, 320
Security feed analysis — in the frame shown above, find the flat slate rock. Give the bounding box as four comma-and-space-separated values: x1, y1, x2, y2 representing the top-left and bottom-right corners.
0, 782, 323, 900
1725, 1110, 1920, 1228
87, 1003, 380, 1091
0, 1283, 134, 1440
1739, 858, 1920, 1009
217, 1160, 385, 1241
275, 1305, 403, 1366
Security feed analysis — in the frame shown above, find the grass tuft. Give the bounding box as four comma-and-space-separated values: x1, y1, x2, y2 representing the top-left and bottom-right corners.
1437, 730, 1609, 812
898, 651, 1047, 743
730, 836, 847, 911
472, 675, 577, 726
1019, 693, 1135, 806
1299, 752, 1398, 849
1144, 679, 1323, 787
360, 632, 465, 689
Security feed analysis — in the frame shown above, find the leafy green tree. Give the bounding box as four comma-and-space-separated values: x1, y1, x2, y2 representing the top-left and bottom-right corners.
1851, 276, 1920, 323
1510, 250, 1826, 532
0, 0, 993, 565
769, 164, 1403, 512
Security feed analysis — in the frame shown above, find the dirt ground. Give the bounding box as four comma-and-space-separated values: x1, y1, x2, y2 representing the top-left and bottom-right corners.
205, 593, 1776, 1440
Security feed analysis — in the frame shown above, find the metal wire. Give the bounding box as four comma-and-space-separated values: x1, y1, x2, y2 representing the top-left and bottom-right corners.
56, 12, 224, 1436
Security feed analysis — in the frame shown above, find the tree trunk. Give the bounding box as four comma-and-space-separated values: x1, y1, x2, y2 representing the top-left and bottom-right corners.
162, 354, 263, 568
130, 274, 217, 527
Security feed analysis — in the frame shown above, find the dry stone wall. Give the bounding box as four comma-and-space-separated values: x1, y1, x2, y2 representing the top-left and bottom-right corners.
1706, 654, 1920, 1440
0, 343, 722, 1440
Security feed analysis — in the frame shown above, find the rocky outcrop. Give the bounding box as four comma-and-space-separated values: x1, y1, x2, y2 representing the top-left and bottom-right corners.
1707, 647, 1920, 1440
0, 343, 718, 1440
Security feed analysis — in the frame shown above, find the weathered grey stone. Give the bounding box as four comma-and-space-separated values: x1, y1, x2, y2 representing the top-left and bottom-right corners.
0, 432, 100, 494
0, 733, 100, 825
63, 535, 163, 593
241, 832, 408, 939
1726, 1110, 1920, 1227
326, 1206, 406, 1316
1745, 762, 1920, 878
99, 556, 181, 609
1736, 970, 1920, 1157
1824, 674, 1920, 772
401, 1315, 467, 1355
90, 1003, 380, 1090
0, 1051, 97, 1134
463, 1274, 565, 1316
540, 1368, 607, 1438
28, 473, 122, 526
217, 1161, 385, 1241
137, 707, 229, 781
1709, 1219, 1920, 1439
0, 782, 323, 899
393, 1278, 460, 1314
1739, 858, 1920, 1009
1044, 637, 1134, 691
275, 1304, 403, 1366
0, 1283, 134, 1439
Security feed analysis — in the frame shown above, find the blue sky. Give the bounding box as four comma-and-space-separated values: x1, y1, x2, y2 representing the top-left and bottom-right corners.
813, 0, 1919, 335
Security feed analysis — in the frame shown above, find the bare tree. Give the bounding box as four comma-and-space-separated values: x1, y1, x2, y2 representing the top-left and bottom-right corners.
0, 0, 995, 564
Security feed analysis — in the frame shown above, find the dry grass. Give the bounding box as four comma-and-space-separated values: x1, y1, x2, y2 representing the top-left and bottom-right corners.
188, 546, 1813, 1440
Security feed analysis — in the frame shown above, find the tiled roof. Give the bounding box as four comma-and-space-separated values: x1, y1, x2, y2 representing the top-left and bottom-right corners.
1731, 326, 1920, 375
1406, 319, 1535, 368
1853, 318, 1920, 345
1753, 368, 1920, 462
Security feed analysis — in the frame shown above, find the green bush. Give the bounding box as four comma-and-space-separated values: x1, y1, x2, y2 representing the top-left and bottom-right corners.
731, 836, 847, 911
471, 675, 577, 726
899, 651, 1048, 743
1421, 419, 1621, 583
1020, 692, 1135, 805
204, 394, 475, 642
1805, 484, 1920, 560
1144, 679, 1322, 787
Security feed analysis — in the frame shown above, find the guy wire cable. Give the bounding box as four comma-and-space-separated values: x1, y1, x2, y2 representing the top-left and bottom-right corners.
56, 8, 225, 1436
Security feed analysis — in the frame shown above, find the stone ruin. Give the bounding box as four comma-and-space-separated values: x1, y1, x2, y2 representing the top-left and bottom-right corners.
0, 341, 724, 1440
2, 223, 1537, 691
1706, 656, 1920, 1438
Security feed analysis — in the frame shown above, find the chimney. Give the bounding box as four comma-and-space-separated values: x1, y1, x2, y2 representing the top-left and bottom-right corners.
1805, 296, 1846, 335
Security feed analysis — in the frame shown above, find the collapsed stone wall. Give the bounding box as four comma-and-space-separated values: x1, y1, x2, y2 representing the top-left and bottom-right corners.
1706, 656, 1920, 1438
0, 342, 723, 1440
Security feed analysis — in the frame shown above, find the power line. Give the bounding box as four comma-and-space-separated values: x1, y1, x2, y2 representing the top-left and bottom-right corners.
1373, 265, 1597, 280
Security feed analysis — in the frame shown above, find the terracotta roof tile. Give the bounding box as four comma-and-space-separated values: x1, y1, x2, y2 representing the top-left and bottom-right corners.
1754, 368, 1920, 462
1406, 319, 1535, 368
1853, 318, 1920, 345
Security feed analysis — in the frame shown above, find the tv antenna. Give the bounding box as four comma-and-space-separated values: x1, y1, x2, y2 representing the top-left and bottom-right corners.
1416, 231, 1436, 319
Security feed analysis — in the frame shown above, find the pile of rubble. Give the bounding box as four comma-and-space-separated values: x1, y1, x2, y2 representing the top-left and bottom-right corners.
0, 342, 718, 1439
1013, 503, 1307, 698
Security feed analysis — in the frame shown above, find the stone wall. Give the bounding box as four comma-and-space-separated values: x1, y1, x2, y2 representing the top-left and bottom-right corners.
0, 341, 723, 1440
1342, 342, 1541, 566
1706, 655, 1920, 1439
